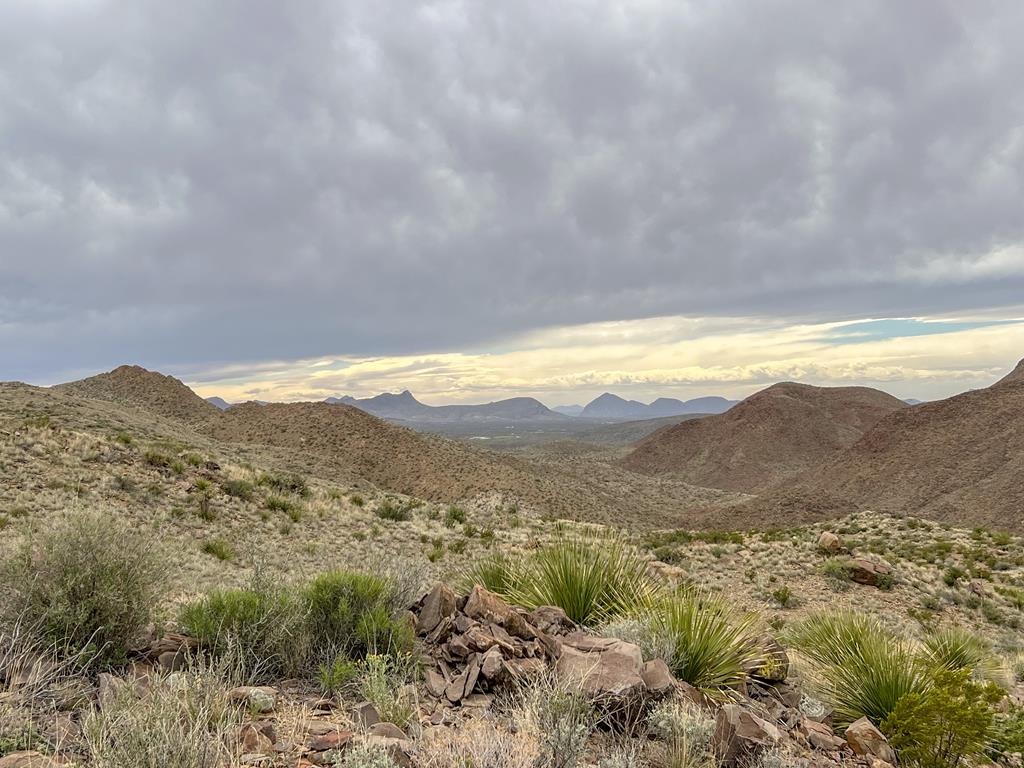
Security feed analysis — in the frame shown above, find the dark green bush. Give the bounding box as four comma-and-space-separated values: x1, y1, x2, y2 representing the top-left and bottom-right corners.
179, 576, 306, 681
375, 499, 412, 522
257, 473, 309, 498
1, 513, 162, 667
882, 668, 1001, 768
221, 479, 254, 501
303, 571, 413, 663
181, 568, 413, 682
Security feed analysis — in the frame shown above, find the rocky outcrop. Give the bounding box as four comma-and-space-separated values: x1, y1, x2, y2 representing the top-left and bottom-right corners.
411, 585, 572, 708
849, 558, 893, 588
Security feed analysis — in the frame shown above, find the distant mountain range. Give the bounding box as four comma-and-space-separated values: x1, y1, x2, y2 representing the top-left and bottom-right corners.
200, 389, 742, 423
579, 393, 738, 419
324, 391, 567, 423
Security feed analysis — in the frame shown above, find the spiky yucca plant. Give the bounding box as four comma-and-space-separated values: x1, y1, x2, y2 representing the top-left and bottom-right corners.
920, 625, 1009, 687
646, 589, 760, 694
506, 537, 660, 626
461, 537, 659, 626
785, 612, 930, 728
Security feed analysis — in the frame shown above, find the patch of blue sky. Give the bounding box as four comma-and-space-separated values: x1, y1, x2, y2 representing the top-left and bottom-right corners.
820, 318, 1021, 345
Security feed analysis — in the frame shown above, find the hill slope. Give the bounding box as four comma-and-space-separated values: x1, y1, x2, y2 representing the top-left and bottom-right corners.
622, 382, 907, 493
736, 360, 1024, 530
54, 365, 219, 424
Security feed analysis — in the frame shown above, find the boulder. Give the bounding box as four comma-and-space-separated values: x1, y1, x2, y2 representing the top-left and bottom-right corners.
849, 559, 893, 588
528, 605, 576, 635
640, 659, 675, 696
712, 704, 782, 766
463, 585, 513, 625
417, 583, 458, 635
237, 723, 274, 754
845, 717, 897, 764
555, 639, 645, 700
817, 531, 842, 554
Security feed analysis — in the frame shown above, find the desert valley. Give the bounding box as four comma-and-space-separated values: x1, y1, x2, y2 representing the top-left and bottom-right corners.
2, 359, 1024, 767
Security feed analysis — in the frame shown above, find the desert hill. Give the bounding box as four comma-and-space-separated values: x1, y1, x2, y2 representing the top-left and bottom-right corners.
54, 365, 220, 424
995, 357, 1024, 386
38, 366, 739, 529
737, 359, 1024, 530
622, 382, 907, 493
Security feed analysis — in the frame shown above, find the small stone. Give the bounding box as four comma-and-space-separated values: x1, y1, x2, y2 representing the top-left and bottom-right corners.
157, 649, 188, 671
307, 729, 353, 751
368, 722, 406, 740
480, 646, 504, 680
350, 701, 381, 728
641, 658, 675, 695
229, 686, 278, 714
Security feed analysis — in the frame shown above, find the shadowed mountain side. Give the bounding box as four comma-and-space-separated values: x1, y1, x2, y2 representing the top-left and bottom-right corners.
725, 360, 1024, 531
622, 383, 908, 493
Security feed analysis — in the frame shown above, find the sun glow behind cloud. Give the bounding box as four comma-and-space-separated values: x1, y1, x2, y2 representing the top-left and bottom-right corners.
187, 313, 1024, 406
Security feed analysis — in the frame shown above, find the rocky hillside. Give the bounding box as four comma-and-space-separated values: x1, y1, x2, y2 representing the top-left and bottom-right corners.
622, 382, 907, 493
741, 359, 1024, 530
54, 365, 219, 424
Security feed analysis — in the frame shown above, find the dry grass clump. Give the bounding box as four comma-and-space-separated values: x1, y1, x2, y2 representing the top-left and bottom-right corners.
83, 658, 238, 768
415, 718, 541, 767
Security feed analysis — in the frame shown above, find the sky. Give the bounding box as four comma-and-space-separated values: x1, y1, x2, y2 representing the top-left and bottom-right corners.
2, 1, 1023, 405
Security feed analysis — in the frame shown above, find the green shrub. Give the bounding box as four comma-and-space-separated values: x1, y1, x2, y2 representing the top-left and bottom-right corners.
265, 494, 297, 515
201, 538, 234, 562
221, 479, 254, 501
303, 571, 413, 664
460, 552, 521, 596
143, 450, 173, 468
375, 499, 412, 522
179, 576, 306, 681
771, 585, 795, 608
505, 538, 659, 625
518, 673, 594, 768
444, 506, 467, 528
1, 513, 162, 667
337, 744, 398, 768
991, 706, 1024, 760
257, 473, 310, 498
643, 590, 759, 694
318, 654, 360, 697
785, 612, 930, 727
882, 668, 1001, 768
350, 494, 365, 507
820, 557, 852, 590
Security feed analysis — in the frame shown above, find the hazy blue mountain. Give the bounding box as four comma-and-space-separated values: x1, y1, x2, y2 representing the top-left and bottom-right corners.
326, 391, 569, 423
580, 393, 738, 420
205, 396, 232, 410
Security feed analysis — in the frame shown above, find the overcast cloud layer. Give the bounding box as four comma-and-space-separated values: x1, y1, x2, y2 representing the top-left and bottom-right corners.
2, 0, 1024, 387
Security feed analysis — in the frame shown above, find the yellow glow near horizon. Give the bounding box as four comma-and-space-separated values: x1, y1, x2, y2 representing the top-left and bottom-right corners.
188, 314, 1024, 406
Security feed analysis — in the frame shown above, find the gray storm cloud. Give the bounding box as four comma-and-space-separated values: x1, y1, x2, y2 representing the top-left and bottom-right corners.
2, 0, 1023, 382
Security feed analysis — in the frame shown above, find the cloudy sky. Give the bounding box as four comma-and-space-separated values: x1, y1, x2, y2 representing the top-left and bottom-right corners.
2, 1, 1023, 405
